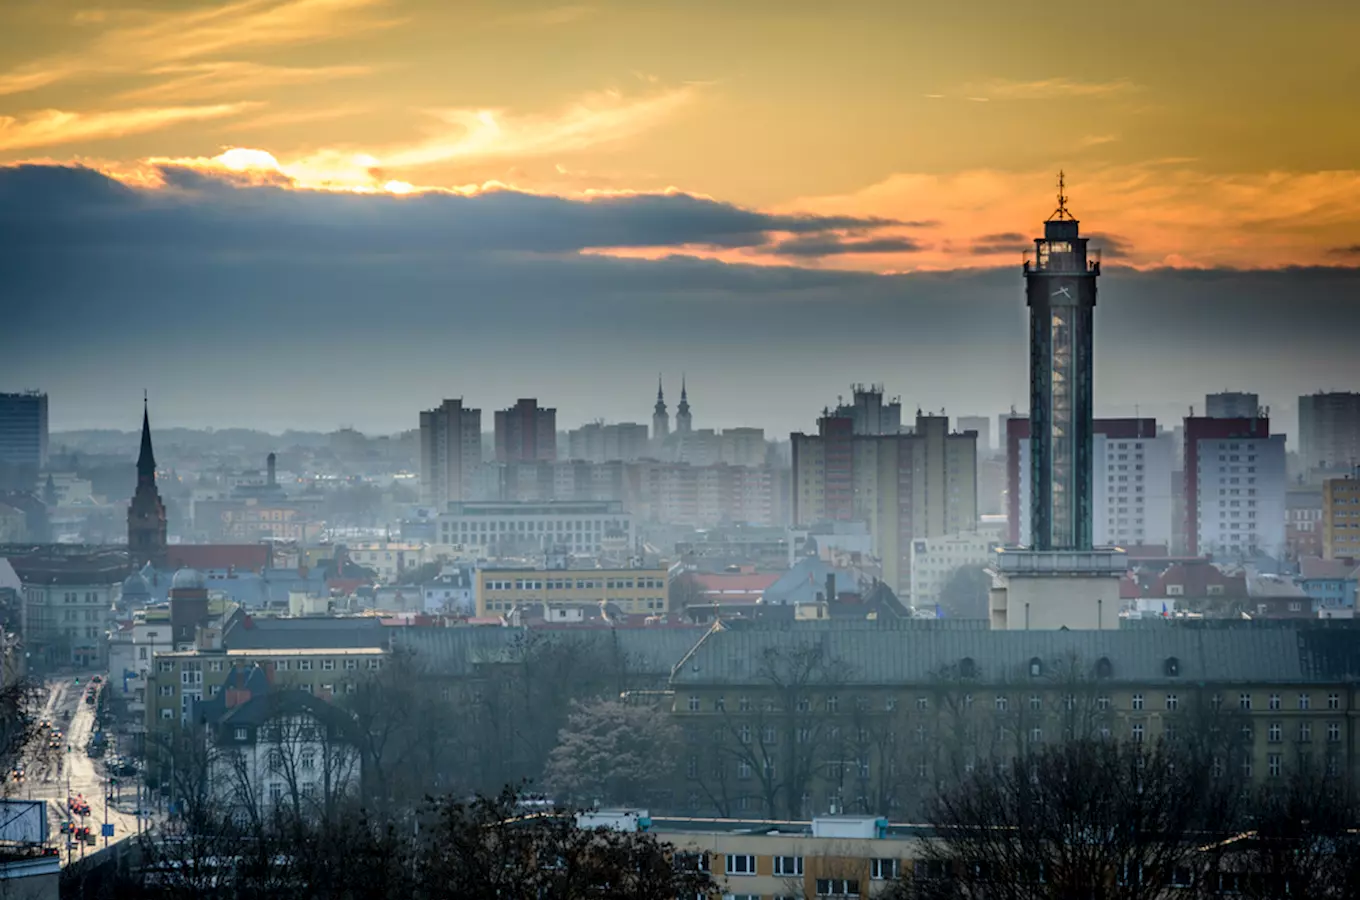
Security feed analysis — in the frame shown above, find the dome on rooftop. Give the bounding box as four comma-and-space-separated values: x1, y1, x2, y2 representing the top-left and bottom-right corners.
121, 571, 150, 597
171, 567, 206, 591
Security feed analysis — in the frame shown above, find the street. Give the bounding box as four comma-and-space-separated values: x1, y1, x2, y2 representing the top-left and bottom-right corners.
20, 676, 147, 865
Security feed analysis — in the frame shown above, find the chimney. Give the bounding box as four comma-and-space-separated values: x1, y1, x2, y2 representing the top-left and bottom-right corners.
266, 452, 277, 488
826, 573, 836, 603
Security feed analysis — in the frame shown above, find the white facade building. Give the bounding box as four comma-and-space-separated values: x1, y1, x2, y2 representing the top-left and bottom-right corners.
1018, 431, 1175, 549
1193, 434, 1287, 559
436, 500, 633, 557
345, 542, 429, 584
908, 531, 1000, 608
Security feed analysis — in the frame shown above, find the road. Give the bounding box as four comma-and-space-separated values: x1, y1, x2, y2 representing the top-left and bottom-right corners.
21, 677, 147, 865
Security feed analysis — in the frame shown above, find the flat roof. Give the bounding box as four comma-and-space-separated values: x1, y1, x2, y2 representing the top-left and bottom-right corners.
156, 647, 385, 658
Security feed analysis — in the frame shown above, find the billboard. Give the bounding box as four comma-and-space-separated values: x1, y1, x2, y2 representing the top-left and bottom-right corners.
0, 799, 48, 844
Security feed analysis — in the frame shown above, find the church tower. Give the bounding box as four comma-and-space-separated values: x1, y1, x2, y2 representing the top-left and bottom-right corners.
652, 375, 670, 444
675, 375, 692, 435
127, 397, 167, 568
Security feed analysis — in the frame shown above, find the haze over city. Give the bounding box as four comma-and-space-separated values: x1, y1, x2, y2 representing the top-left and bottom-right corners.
2, 0, 1359, 433
3, 3, 1360, 898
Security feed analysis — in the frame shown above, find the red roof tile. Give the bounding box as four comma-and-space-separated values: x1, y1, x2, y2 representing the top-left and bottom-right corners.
166, 544, 271, 573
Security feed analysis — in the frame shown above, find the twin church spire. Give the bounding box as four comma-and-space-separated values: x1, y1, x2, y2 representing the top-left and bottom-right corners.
653, 375, 694, 442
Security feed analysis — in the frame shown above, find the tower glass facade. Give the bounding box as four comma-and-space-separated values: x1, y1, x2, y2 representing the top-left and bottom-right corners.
1024, 188, 1100, 551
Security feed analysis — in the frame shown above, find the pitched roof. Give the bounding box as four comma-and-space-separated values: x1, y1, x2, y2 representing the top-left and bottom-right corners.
222, 614, 388, 651
686, 572, 780, 596
668, 619, 1336, 687
1299, 557, 1359, 581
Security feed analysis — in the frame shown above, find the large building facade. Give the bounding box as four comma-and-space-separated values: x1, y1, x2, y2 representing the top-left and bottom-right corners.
1206, 391, 1260, 419
793, 414, 978, 598
476, 565, 669, 616
1183, 416, 1286, 558
0, 390, 47, 470
437, 500, 633, 557
419, 399, 483, 507
494, 398, 556, 463
1323, 474, 1360, 560
1299, 391, 1360, 475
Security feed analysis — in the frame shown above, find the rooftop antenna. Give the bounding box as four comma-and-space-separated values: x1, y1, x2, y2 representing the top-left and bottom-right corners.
1048, 170, 1072, 221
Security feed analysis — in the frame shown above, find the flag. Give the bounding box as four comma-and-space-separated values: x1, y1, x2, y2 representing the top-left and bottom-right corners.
1161, 602, 1168, 618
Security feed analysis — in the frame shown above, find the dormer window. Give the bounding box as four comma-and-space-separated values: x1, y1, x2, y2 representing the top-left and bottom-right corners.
1164, 657, 1180, 677
959, 657, 977, 679
1095, 657, 1113, 679
1029, 657, 1043, 678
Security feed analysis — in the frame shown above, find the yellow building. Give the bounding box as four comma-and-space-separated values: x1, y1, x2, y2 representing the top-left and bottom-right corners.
1322, 475, 1360, 560
476, 567, 669, 616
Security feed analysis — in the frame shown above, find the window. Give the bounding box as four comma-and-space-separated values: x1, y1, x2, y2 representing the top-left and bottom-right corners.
1268, 753, 1282, 777
269, 782, 284, 803
275, 660, 290, 672
797, 697, 811, 713
1164, 657, 1180, 676
871, 859, 900, 880
1329, 692, 1341, 710
738, 696, 751, 712
301, 750, 316, 771
158, 684, 173, 697
160, 708, 173, 720
1029, 727, 1043, 744
1268, 722, 1282, 743
714, 697, 725, 712
1239, 693, 1252, 711
1029, 694, 1042, 711
1132, 723, 1145, 743
816, 878, 860, 897
1299, 722, 1313, 743
345, 659, 358, 670
322, 659, 335, 672
1131, 693, 1144, 711
826, 695, 839, 713
1165, 694, 1179, 711
737, 761, 751, 780
1299, 693, 1311, 711
1029, 657, 1043, 677
1329, 722, 1342, 743
915, 696, 928, 711
674, 851, 708, 872
268, 750, 283, 771
209, 660, 223, 672
739, 725, 751, 744
298, 659, 313, 672
773, 856, 803, 876
1269, 693, 1281, 711
995, 695, 1008, 712
1097, 695, 1111, 711
725, 854, 756, 876
688, 695, 700, 712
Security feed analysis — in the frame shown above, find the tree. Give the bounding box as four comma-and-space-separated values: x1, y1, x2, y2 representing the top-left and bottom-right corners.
891, 738, 1242, 900
937, 565, 990, 619
1229, 769, 1360, 899
545, 698, 679, 807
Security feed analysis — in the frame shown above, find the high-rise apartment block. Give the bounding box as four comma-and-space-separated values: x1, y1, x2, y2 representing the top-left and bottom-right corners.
0, 390, 48, 469
1183, 415, 1286, 559
1008, 418, 1174, 550
419, 399, 483, 508
834, 384, 901, 436
1322, 473, 1360, 560
956, 416, 992, 453
565, 422, 650, 463
1206, 391, 1260, 419
1299, 392, 1360, 474
792, 413, 978, 597
494, 398, 556, 463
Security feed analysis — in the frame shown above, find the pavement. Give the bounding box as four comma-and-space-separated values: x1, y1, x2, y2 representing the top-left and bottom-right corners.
18, 676, 150, 866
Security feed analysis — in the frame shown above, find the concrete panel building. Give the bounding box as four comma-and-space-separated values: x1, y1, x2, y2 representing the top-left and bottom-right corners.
419, 399, 482, 507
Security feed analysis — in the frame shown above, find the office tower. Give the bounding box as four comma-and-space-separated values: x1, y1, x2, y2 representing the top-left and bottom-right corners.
791, 412, 977, 597
126, 399, 167, 567
0, 391, 48, 469
957, 416, 992, 453
419, 399, 483, 507
1025, 176, 1099, 551
1183, 416, 1286, 558
1008, 419, 1174, 550
494, 398, 556, 463
1206, 392, 1260, 419
1322, 472, 1360, 560
1299, 392, 1360, 474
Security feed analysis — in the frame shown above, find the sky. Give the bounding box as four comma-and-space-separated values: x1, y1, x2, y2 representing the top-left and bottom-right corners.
1, 0, 1357, 435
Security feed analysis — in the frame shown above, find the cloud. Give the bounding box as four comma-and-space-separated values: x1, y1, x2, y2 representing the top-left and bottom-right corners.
1327, 245, 1360, 257
0, 104, 252, 152
969, 77, 1140, 100
118, 62, 373, 103
0, 0, 392, 97
970, 232, 1030, 255
783, 166, 1360, 270
769, 235, 926, 257
1079, 134, 1119, 148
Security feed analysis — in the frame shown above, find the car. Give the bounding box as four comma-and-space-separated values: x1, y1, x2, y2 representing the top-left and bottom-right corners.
90, 675, 102, 684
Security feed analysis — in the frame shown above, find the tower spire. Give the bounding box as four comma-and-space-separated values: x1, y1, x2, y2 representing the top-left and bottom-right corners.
657, 374, 664, 402
137, 393, 157, 480
1049, 170, 1072, 222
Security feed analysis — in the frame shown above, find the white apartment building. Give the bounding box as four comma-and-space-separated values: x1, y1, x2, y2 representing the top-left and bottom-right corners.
1194, 434, 1287, 559
1017, 431, 1175, 549
908, 531, 999, 607
345, 542, 429, 583
436, 500, 633, 557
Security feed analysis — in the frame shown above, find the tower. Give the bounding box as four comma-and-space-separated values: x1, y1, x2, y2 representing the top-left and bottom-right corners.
675, 376, 692, 435
1025, 172, 1100, 551
127, 396, 167, 568
652, 376, 670, 444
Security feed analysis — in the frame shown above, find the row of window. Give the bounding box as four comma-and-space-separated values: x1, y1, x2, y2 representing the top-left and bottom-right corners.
715, 851, 897, 882
160, 658, 381, 674
485, 577, 663, 591
686, 691, 1345, 714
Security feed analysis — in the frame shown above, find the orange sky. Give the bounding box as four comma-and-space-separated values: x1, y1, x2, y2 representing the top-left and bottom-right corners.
3, 0, 1359, 270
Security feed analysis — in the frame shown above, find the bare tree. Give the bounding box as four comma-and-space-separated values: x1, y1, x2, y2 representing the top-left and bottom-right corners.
545, 698, 679, 807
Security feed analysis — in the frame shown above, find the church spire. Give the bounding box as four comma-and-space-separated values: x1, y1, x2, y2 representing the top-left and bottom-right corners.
675, 374, 692, 434
137, 393, 157, 483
